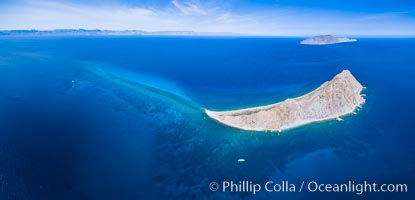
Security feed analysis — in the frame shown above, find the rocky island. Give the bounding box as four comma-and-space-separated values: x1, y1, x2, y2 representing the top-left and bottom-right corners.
205, 70, 365, 132
300, 35, 357, 45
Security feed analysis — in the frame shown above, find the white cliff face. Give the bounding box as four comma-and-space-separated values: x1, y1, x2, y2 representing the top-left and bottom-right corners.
300, 35, 357, 45
205, 70, 365, 132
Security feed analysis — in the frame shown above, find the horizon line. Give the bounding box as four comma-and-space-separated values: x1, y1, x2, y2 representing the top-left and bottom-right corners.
1, 29, 415, 38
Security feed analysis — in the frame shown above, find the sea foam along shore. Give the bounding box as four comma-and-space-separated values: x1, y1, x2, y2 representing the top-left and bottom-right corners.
205, 70, 365, 132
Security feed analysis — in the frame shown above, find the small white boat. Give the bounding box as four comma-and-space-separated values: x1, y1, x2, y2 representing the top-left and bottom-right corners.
238, 159, 246, 162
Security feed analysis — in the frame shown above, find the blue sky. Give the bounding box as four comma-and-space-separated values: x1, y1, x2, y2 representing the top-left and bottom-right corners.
1, 0, 415, 36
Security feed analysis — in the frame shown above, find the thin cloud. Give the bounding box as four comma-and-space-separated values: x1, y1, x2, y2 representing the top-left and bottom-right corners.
353, 11, 410, 21
0, 1, 175, 31
172, 0, 207, 15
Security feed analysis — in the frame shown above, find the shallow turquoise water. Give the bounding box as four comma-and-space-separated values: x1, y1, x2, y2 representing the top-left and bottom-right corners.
0, 37, 414, 199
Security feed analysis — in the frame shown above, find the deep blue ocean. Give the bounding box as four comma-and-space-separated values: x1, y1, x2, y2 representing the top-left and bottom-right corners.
0, 36, 414, 200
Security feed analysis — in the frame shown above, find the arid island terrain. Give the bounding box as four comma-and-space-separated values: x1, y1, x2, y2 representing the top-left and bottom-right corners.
205, 70, 365, 132
301, 35, 357, 45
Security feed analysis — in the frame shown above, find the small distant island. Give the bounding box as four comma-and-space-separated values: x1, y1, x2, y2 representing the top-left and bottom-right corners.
205, 70, 365, 132
300, 35, 357, 45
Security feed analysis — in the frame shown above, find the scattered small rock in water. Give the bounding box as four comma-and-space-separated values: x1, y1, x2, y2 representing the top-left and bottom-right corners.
336, 117, 344, 121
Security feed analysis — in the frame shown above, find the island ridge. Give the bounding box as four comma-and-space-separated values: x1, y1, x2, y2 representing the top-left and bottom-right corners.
205, 70, 365, 132
300, 35, 357, 45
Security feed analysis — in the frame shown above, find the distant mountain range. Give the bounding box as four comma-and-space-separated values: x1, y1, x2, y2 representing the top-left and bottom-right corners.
0, 29, 240, 37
